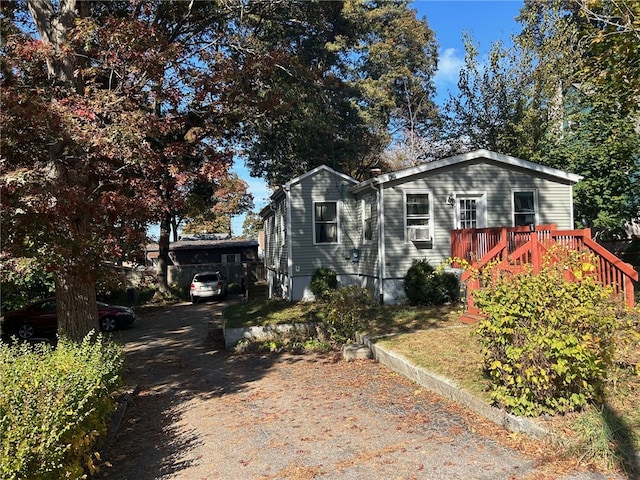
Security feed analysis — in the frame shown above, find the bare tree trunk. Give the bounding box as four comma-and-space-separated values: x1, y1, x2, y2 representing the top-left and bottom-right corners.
55, 271, 98, 342
156, 213, 172, 293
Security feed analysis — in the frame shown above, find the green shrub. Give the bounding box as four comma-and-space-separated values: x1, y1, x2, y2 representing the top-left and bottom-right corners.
320, 285, 376, 344
310, 268, 338, 300
0, 258, 54, 312
0, 334, 124, 479
404, 259, 459, 305
472, 249, 626, 417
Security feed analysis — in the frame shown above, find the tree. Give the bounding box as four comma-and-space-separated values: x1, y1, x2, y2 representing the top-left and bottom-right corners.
2, 1, 441, 340
341, 1, 440, 140
532, 88, 640, 237
174, 172, 252, 239
239, 0, 440, 184
573, 0, 640, 111
241, 212, 263, 240
1, 0, 160, 340
516, 0, 640, 237
443, 34, 547, 160
1, 1, 251, 335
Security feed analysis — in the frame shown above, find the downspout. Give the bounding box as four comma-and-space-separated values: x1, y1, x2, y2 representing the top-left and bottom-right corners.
377, 181, 386, 304
285, 185, 293, 301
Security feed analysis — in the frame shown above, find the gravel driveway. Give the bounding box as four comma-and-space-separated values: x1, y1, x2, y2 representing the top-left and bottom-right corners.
99, 298, 620, 480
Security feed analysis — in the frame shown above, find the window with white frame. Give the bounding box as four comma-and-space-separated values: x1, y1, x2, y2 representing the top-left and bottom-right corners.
455, 193, 486, 230
405, 192, 432, 241
458, 198, 478, 229
279, 210, 286, 246
314, 201, 338, 243
513, 190, 537, 227
363, 199, 373, 242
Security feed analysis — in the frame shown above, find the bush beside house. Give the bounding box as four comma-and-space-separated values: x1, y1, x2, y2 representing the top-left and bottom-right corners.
471, 249, 638, 417
404, 259, 460, 306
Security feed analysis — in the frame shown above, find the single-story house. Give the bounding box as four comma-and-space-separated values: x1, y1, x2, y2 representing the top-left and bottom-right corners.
145, 238, 259, 267
260, 149, 583, 304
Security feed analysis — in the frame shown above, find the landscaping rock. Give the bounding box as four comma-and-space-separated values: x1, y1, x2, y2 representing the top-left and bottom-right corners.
342, 343, 372, 361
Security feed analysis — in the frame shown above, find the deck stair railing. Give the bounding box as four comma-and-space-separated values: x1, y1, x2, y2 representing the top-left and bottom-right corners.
451, 225, 638, 319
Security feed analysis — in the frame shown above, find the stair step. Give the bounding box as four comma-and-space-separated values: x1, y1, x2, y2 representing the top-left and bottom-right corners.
460, 313, 486, 324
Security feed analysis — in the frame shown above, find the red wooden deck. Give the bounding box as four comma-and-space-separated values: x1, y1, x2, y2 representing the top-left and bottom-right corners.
451, 225, 638, 321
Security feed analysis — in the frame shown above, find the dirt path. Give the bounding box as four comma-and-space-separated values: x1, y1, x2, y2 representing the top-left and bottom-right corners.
99, 299, 620, 480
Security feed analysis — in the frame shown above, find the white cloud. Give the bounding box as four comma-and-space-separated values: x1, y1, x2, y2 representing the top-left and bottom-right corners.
434, 47, 465, 86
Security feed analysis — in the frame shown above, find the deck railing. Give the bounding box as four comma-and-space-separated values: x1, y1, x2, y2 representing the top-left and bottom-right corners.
452, 225, 638, 313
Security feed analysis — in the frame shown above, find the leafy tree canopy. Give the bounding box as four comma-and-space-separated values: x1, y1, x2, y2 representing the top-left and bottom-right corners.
241, 211, 263, 240
440, 0, 639, 237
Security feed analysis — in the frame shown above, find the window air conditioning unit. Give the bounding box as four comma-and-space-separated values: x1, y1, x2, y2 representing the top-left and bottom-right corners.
407, 226, 431, 242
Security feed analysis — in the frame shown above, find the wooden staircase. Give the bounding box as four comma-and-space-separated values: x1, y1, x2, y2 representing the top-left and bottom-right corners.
451, 225, 639, 322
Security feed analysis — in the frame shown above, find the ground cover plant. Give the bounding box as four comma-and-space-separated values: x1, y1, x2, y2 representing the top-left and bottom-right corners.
0, 334, 124, 479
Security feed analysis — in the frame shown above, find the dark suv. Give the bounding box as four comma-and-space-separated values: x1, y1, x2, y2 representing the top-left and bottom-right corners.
189, 271, 228, 303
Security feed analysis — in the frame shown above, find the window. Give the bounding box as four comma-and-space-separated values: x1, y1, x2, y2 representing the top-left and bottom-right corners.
363, 199, 373, 242
222, 254, 240, 264
513, 190, 537, 227
458, 198, 477, 229
314, 201, 338, 243
455, 193, 486, 229
405, 192, 431, 241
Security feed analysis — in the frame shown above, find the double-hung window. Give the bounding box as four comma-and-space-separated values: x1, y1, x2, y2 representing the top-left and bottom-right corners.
405, 192, 432, 241
363, 199, 373, 242
314, 201, 338, 243
513, 190, 537, 227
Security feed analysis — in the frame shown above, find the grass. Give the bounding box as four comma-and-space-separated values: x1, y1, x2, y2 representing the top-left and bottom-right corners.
224, 298, 322, 328
224, 297, 640, 476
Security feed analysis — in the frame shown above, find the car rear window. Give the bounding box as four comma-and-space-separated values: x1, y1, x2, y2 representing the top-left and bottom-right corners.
194, 274, 220, 282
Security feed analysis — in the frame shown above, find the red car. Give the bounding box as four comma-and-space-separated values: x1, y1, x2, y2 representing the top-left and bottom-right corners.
0, 298, 136, 339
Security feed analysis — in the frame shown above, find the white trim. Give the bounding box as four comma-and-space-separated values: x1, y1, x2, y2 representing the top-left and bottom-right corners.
403, 188, 434, 243
361, 197, 374, 244
378, 183, 385, 303
285, 164, 358, 189
453, 191, 487, 229
286, 188, 293, 301
569, 184, 576, 228
312, 200, 340, 244
511, 189, 539, 227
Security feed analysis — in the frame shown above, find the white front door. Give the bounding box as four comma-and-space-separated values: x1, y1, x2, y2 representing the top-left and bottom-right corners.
455, 193, 486, 229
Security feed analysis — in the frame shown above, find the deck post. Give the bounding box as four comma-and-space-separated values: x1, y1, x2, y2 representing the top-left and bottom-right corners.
531, 233, 541, 274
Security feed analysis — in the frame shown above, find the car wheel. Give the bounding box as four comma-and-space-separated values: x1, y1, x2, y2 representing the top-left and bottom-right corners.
191, 295, 199, 304
100, 316, 117, 332
18, 324, 35, 339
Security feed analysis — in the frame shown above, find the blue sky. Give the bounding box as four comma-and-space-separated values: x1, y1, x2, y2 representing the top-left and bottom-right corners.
153, 1, 525, 239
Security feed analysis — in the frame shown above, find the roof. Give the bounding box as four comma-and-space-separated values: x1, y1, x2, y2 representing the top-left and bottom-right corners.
146, 239, 259, 252
260, 165, 358, 218
350, 149, 583, 194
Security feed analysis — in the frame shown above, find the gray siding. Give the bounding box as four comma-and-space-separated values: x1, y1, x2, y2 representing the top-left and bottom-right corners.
263, 154, 578, 304
381, 160, 575, 280
288, 169, 360, 281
